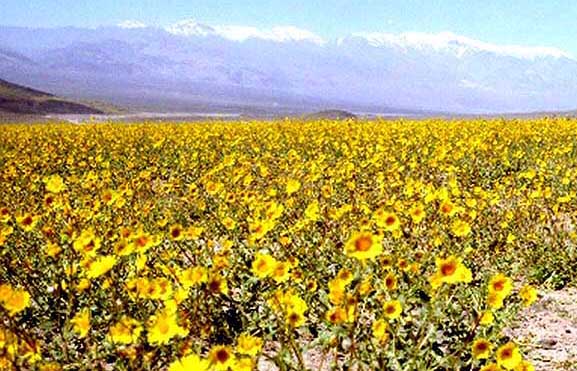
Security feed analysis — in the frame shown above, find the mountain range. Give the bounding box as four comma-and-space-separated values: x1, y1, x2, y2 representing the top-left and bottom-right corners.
1, 20, 576, 114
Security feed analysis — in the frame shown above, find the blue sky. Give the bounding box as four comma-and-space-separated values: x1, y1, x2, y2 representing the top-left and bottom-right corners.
2, 0, 577, 55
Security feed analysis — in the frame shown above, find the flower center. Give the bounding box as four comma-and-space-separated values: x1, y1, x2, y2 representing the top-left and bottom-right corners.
216, 349, 229, 363
355, 236, 372, 252
441, 262, 456, 276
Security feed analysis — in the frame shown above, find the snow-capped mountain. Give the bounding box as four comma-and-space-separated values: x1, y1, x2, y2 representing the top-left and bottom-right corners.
165, 19, 326, 45
165, 19, 216, 37
346, 32, 571, 60
0, 21, 575, 114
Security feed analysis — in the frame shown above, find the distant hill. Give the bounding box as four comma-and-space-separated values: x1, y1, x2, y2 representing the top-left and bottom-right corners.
305, 110, 357, 120
0, 78, 104, 115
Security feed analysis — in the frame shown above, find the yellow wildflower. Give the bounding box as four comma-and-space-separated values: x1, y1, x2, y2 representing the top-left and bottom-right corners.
429, 256, 472, 289
208, 345, 236, 371
471, 338, 493, 359
236, 333, 263, 356
496, 342, 522, 370
168, 354, 210, 371
451, 219, 471, 237
86, 255, 116, 279
372, 318, 389, 342
44, 174, 66, 193
251, 253, 277, 279
0, 286, 31, 316
344, 231, 383, 260
147, 309, 187, 345
519, 285, 538, 307
108, 317, 142, 344
382, 299, 402, 320
71, 308, 91, 338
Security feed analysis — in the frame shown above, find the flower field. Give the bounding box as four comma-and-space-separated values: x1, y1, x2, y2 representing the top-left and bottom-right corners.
1, 118, 576, 370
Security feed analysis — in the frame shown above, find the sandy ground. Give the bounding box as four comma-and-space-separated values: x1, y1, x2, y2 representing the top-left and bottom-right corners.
507, 288, 577, 370
256, 289, 577, 370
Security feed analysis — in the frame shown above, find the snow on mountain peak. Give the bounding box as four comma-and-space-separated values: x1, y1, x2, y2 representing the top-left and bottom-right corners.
214, 25, 325, 44
351, 31, 572, 60
165, 19, 216, 36
165, 19, 325, 45
117, 20, 148, 29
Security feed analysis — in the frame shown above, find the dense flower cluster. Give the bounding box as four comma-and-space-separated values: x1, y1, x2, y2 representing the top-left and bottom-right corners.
1, 117, 572, 370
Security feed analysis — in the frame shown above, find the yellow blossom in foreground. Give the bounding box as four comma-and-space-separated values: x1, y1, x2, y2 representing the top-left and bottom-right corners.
488, 273, 513, 298
344, 231, 383, 260
221, 216, 236, 231
206, 274, 228, 296
487, 291, 505, 310
374, 210, 401, 232
178, 266, 207, 288
496, 342, 522, 370
248, 219, 274, 242
268, 290, 308, 327
409, 204, 426, 223
326, 306, 354, 324
113, 238, 134, 256
44, 242, 62, 258
384, 272, 398, 291
236, 333, 263, 356
336, 269, 354, 285
131, 231, 160, 254
168, 354, 210, 371
168, 224, 185, 241
471, 338, 493, 359
76, 278, 90, 293
285, 179, 301, 195
251, 253, 278, 278
44, 174, 66, 193
147, 309, 188, 345
514, 360, 535, 371
519, 285, 538, 307
480, 364, 500, 371
208, 345, 236, 371
86, 255, 117, 279
271, 261, 291, 283
16, 214, 38, 232
0, 285, 31, 316
507, 233, 517, 244
73, 229, 101, 257
429, 256, 472, 289
0, 207, 10, 223
479, 310, 495, 326
439, 200, 457, 216
451, 219, 471, 237
38, 361, 62, 371
304, 200, 320, 221
107, 317, 142, 344
328, 279, 346, 305
286, 310, 306, 328
71, 308, 91, 338
235, 358, 255, 371
372, 318, 389, 342
382, 300, 402, 320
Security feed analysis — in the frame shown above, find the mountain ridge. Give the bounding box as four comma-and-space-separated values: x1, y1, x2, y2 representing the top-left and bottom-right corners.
1, 22, 576, 114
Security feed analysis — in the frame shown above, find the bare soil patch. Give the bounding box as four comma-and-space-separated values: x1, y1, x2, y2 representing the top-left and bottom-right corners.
507, 288, 577, 370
